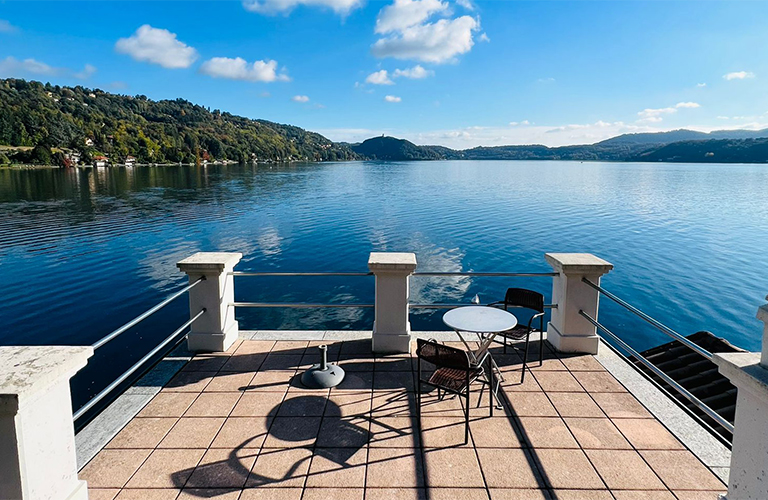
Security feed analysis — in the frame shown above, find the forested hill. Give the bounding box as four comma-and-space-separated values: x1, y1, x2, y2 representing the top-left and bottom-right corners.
0, 78, 357, 164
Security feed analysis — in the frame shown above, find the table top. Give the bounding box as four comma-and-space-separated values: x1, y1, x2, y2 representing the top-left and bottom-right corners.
442, 306, 518, 334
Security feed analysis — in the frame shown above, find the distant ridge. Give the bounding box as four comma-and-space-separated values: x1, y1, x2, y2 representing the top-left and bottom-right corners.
597, 128, 768, 146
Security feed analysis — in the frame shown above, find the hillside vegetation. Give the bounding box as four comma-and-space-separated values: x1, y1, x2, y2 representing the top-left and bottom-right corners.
0, 78, 357, 165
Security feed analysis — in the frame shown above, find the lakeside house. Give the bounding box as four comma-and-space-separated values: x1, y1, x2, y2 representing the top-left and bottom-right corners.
93, 155, 108, 167
123, 155, 136, 166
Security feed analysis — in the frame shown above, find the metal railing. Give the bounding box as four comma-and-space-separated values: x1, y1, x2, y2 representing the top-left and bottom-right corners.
581, 277, 712, 360
74, 278, 207, 423
579, 309, 734, 435
230, 271, 373, 277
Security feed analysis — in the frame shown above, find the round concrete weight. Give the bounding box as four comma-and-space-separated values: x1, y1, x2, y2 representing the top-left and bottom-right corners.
300, 344, 346, 389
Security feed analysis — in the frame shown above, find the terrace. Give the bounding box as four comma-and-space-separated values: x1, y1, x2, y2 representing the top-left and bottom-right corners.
2, 251, 766, 500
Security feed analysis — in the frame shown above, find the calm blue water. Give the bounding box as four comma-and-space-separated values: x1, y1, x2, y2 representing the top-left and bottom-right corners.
1, 161, 767, 408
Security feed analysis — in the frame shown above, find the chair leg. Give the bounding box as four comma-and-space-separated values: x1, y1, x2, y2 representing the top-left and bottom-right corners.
539, 316, 545, 366
521, 332, 531, 384
488, 358, 494, 417
464, 374, 470, 445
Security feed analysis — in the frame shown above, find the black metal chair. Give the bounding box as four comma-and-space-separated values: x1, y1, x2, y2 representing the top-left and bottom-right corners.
488, 288, 546, 383
416, 338, 490, 445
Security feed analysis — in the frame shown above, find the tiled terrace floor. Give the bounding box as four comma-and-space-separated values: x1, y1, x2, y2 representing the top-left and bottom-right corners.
82, 339, 727, 500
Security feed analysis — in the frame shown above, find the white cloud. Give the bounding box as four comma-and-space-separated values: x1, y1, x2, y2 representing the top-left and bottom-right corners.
478, 32, 490, 42
723, 71, 755, 81
115, 25, 198, 69
509, 120, 530, 126
242, 0, 363, 16
696, 82, 707, 87
372, 15, 480, 63
0, 20, 19, 34
292, 95, 310, 102
393, 65, 433, 79
384, 95, 402, 102
537, 77, 555, 83
110, 81, 128, 90
0, 56, 76, 78
675, 102, 700, 109
455, 0, 475, 10
717, 116, 730, 120
375, 0, 448, 34
636, 102, 700, 123
74, 64, 97, 80
199, 57, 290, 82
366, 69, 394, 85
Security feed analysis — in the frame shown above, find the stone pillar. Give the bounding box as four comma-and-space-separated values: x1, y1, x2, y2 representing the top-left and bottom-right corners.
0, 346, 93, 500
368, 252, 418, 353
545, 253, 614, 355
714, 302, 768, 500
177, 252, 242, 352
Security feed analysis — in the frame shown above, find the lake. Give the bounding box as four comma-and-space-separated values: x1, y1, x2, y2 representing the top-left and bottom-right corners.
1, 160, 767, 409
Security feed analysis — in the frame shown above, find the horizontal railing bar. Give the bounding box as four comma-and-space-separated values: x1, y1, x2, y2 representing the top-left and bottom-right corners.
74, 308, 206, 422
581, 278, 712, 360
91, 277, 205, 350
231, 302, 374, 308
411, 303, 557, 309
412, 272, 558, 277
230, 272, 373, 277
579, 310, 733, 433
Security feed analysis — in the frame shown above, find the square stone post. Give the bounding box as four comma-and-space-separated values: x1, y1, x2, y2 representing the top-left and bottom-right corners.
713, 302, 768, 500
0, 346, 93, 500
545, 253, 614, 355
368, 252, 417, 353
177, 252, 242, 353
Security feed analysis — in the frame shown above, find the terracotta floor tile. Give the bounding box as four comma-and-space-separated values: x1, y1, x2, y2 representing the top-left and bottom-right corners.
184, 447, 258, 489
339, 339, 373, 354
262, 417, 322, 448
182, 356, 230, 372
505, 392, 558, 417
247, 447, 313, 488
221, 353, 268, 372
235, 340, 275, 354
370, 391, 414, 417
278, 392, 329, 417
547, 392, 604, 418
301, 350, 341, 369
184, 392, 241, 417
640, 450, 726, 490
477, 448, 543, 489
125, 448, 205, 489
364, 488, 426, 500
564, 417, 632, 449
335, 371, 374, 390
87, 489, 120, 500
374, 371, 415, 392
518, 417, 579, 449
305, 447, 368, 488
585, 449, 666, 490
550, 490, 613, 500
178, 489, 241, 500
231, 391, 287, 417
415, 392, 466, 418
423, 448, 485, 487
420, 416, 472, 448
366, 448, 425, 488
239, 488, 303, 500
572, 371, 626, 393
158, 417, 225, 449
138, 392, 198, 418
527, 358, 568, 372
612, 491, 676, 500
106, 417, 178, 449
210, 416, 273, 449
533, 449, 605, 489
164, 371, 216, 392
375, 357, 414, 372
560, 355, 606, 372
114, 490, 180, 500
499, 372, 543, 392
303, 488, 364, 500
489, 489, 551, 500
79, 449, 152, 489
368, 416, 420, 448
430, 488, 490, 500
532, 371, 584, 392
590, 392, 653, 419
338, 359, 376, 373
671, 491, 727, 500
316, 417, 371, 448
204, 371, 256, 392
326, 391, 372, 417
271, 340, 309, 353
469, 415, 525, 448
262, 354, 303, 371
249, 370, 297, 391
612, 419, 685, 450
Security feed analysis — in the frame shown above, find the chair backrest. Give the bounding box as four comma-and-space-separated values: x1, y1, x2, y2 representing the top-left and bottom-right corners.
416, 339, 471, 370
504, 288, 545, 313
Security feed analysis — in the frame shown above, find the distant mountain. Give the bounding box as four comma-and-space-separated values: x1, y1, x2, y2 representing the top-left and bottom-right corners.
629, 138, 768, 163
349, 136, 448, 160
598, 128, 768, 146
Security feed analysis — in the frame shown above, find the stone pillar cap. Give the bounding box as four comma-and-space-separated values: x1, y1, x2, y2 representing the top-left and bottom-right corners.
368, 252, 417, 271
545, 253, 614, 274
714, 351, 768, 397
0, 346, 93, 411
177, 252, 243, 272
757, 303, 768, 323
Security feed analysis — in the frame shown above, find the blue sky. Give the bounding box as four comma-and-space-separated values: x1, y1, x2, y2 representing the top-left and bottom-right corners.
1, 1, 767, 147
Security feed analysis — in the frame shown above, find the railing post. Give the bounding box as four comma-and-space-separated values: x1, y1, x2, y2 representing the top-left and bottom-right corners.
713, 302, 768, 500
545, 253, 614, 354
368, 252, 418, 353
0, 346, 93, 500
177, 252, 242, 352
